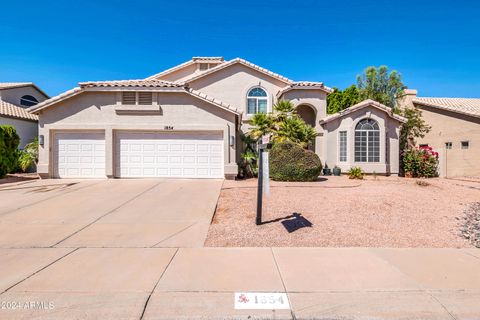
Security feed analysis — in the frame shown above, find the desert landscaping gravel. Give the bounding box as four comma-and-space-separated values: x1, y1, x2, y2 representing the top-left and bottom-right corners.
459, 202, 480, 248
205, 176, 480, 247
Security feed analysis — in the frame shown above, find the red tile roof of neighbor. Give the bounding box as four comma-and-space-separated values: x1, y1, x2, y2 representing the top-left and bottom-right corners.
413, 97, 480, 118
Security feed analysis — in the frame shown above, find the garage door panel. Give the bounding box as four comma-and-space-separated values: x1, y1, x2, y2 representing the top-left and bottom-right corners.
116, 132, 224, 178
54, 132, 106, 178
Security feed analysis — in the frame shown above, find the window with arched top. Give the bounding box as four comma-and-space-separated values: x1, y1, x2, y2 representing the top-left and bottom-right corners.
20, 95, 38, 107
247, 87, 268, 114
354, 118, 380, 162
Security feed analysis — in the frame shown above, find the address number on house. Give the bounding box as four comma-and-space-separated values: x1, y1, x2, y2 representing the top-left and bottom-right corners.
234, 292, 290, 310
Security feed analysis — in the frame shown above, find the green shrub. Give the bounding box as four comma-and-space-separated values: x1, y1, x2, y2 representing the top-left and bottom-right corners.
348, 166, 364, 179
18, 138, 39, 172
0, 125, 20, 178
269, 141, 322, 181
403, 146, 438, 178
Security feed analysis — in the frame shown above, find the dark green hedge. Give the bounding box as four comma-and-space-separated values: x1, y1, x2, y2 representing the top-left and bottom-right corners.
0, 125, 20, 178
269, 141, 322, 181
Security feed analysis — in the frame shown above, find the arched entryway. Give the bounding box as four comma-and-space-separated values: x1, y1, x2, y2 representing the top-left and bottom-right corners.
296, 104, 317, 151
296, 104, 316, 127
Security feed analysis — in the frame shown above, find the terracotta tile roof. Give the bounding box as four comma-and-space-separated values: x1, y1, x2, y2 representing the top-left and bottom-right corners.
319, 99, 407, 124
28, 87, 83, 113
30, 83, 239, 116
277, 81, 333, 97
146, 57, 227, 80
79, 79, 183, 88
187, 88, 239, 114
183, 58, 294, 84
0, 82, 34, 89
192, 57, 224, 62
413, 97, 480, 118
0, 100, 38, 121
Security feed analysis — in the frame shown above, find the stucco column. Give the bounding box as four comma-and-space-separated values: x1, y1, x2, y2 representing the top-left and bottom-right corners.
105, 127, 114, 178
224, 123, 238, 179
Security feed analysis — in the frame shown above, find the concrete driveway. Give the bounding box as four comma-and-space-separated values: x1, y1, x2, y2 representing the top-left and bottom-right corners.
0, 178, 223, 248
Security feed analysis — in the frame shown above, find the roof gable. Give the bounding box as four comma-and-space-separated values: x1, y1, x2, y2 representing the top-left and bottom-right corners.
182, 58, 293, 85
146, 57, 225, 81
319, 99, 407, 124
0, 82, 49, 98
28, 79, 239, 116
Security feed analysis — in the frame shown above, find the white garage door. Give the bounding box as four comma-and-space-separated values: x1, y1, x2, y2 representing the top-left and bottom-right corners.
116, 132, 224, 178
54, 132, 106, 178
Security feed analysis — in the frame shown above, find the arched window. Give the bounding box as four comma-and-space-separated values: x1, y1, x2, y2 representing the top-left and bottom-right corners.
20, 95, 38, 107
247, 87, 268, 114
354, 119, 380, 162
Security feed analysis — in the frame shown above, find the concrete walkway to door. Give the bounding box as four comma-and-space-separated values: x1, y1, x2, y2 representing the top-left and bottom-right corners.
0, 178, 222, 248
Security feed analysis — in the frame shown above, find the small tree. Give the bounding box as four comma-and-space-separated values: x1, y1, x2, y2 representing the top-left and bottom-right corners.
0, 125, 20, 178
327, 85, 360, 114
400, 107, 431, 150
18, 138, 39, 172
356, 66, 406, 110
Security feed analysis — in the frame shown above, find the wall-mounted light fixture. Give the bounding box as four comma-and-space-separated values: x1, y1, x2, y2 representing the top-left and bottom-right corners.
229, 135, 235, 147
39, 135, 44, 146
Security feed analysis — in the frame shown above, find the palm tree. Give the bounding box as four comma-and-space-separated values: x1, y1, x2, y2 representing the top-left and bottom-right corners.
246, 99, 317, 148
246, 112, 274, 141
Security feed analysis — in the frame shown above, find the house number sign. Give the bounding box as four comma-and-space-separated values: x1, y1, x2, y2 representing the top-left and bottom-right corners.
164, 126, 174, 130
234, 292, 290, 310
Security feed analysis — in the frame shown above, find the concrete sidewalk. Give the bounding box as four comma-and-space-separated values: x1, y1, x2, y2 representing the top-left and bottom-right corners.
1, 247, 479, 319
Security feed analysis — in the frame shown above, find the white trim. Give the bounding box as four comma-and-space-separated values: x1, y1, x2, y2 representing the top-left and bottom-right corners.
338, 130, 348, 163
353, 118, 381, 163
246, 86, 269, 115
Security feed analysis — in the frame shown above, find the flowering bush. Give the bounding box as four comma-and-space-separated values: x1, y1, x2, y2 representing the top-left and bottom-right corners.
403, 146, 439, 178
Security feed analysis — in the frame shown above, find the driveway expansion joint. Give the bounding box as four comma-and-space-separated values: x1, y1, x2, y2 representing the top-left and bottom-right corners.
270, 247, 297, 320
151, 222, 198, 247
51, 180, 165, 247
0, 247, 79, 295
0, 180, 105, 217
427, 292, 458, 320
140, 248, 179, 320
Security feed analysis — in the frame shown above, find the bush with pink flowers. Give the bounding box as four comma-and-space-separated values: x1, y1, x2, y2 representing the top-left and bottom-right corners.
403, 146, 439, 178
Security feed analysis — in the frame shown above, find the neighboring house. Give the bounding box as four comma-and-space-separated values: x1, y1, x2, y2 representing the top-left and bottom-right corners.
0, 82, 48, 148
401, 89, 480, 177
28, 57, 405, 179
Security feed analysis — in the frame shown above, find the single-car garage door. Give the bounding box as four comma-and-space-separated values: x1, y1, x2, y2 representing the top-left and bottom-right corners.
54, 132, 106, 178
116, 131, 224, 178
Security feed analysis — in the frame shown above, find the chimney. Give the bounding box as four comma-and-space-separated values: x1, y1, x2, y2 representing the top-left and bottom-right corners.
398, 89, 418, 109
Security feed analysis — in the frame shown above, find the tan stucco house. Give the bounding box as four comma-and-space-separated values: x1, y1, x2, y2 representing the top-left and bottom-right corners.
0, 82, 48, 148
401, 89, 480, 177
28, 57, 405, 179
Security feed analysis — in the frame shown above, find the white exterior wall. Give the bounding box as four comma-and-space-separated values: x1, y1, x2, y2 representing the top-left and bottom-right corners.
37, 91, 238, 178
0, 116, 38, 148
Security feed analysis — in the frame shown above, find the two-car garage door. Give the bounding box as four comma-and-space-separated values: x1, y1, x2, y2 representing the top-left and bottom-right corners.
53, 131, 224, 178
115, 132, 224, 178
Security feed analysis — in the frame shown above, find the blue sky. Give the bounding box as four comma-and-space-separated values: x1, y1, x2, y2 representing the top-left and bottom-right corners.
1, 0, 479, 97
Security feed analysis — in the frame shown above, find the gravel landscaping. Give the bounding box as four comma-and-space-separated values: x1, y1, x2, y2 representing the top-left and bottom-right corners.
459, 202, 480, 248
205, 176, 480, 247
